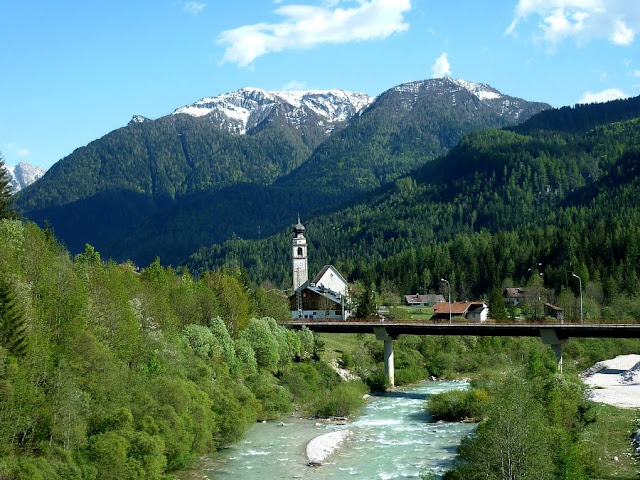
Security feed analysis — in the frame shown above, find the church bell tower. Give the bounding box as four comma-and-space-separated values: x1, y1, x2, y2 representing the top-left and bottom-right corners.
292, 216, 308, 291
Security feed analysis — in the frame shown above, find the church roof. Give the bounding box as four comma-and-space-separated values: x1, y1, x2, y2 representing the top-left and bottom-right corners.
312, 265, 347, 286
289, 281, 344, 304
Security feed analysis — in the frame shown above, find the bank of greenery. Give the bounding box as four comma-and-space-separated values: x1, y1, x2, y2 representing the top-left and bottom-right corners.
422, 339, 640, 480
0, 219, 367, 479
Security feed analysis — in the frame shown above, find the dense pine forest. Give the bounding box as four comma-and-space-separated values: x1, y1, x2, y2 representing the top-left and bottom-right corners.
190, 98, 640, 321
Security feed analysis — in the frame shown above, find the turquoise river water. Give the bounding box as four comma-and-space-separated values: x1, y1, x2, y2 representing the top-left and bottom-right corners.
177, 381, 475, 479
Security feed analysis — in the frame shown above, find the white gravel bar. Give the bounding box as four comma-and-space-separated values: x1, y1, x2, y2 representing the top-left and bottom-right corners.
582, 354, 640, 409
306, 430, 351, 465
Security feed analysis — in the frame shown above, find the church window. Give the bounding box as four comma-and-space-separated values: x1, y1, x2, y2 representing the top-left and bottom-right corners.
297, 247, 303, 256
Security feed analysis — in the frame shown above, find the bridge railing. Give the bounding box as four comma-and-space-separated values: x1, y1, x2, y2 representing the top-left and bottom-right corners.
279, 317, 640, 326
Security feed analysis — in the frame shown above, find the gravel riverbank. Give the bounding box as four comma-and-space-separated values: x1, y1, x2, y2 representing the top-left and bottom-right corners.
581, 354, 640, 409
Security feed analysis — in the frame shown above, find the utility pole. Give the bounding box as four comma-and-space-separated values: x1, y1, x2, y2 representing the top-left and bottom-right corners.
572, 272, 583, 324
441, 278, 451, 324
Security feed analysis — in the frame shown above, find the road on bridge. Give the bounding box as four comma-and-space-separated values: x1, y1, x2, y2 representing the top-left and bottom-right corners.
281, 319, 640, 339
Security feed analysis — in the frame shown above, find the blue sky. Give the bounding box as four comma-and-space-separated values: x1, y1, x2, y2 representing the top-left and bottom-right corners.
1, 0, 639, 169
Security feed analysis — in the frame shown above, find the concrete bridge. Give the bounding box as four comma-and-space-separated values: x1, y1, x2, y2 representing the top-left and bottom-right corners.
281, 320, 640, 386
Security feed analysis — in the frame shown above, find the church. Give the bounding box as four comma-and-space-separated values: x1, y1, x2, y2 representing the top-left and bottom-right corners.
288, 218, 350, 320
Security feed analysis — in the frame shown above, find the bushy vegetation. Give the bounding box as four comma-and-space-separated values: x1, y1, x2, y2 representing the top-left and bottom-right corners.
427, 388, 488, 422
420, 333, 640, 480
0, 220, 366, 479
444, 369, 599, 480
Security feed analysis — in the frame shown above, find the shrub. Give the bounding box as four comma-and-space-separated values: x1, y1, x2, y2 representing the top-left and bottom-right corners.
426, 388, 488, 421
312, 381, 368, 418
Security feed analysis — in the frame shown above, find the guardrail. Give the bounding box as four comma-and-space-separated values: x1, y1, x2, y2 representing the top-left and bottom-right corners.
279, 318, 640, 325
279, 318, 640, 339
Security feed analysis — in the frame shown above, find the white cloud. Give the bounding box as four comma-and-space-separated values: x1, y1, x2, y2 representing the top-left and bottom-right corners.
183, 2, 205, 15
282, 80, 308, 91
4, 143, 31, 158
610, 19, 635, 44
632, 69, 640, 77
577, 87, 629, 104
507, 1, 639, 47
218, 0, 412, 67
431, 52, 450, 78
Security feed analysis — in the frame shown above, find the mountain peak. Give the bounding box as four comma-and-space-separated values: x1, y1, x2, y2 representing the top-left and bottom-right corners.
171, 88, 374, 135
7, 161, 46, 194
387, 77, 547, 120
391, 77, 501, 100
129, 115, 149, 125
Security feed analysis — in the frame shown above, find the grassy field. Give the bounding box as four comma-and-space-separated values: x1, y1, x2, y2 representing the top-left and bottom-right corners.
582, 403, 639, 479
386, 305, 435, 320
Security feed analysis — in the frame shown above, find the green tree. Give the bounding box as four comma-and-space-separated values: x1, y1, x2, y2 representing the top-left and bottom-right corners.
451, 373, 554, 480
0, 279, 26, 357
238, 318, 279, 371
0, 153, 16, 220
487, 287, 507, 320
355, 284, 378, 319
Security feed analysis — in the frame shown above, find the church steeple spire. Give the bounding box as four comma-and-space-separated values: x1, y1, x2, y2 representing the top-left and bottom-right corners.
292, 217, 308, 291
294, 214, 305, 234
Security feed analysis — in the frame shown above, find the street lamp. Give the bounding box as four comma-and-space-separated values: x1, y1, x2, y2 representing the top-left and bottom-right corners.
441, 278, 451, 324
572, 272, 583, 325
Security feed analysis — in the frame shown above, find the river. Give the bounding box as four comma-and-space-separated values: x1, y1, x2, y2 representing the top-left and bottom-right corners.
177, 381, 475, 479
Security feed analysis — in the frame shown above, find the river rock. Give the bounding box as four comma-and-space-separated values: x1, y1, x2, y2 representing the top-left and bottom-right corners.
306, 430, 351, 465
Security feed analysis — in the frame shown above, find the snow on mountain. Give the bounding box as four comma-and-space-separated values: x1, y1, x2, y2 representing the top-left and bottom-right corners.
172, 88, 374, 135
129, 115, 149, 125
390, 77, 544, 120
450, 78, 502, 101
6, 162, 46, 193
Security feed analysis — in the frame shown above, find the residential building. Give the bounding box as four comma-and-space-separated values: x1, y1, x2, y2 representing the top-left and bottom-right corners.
403, 294, 445, 307
431, 301, 488, 322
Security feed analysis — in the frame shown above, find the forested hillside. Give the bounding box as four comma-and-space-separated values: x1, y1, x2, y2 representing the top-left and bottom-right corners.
275, 78, 549, 204
16, 114, 313, 257
0, 219, 378, 478
190, 97, 640, 319
15, 79, 548, 266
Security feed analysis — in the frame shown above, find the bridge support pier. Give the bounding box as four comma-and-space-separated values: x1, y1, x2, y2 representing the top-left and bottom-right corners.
374, 327, 398, 388
539, 329, 569, 374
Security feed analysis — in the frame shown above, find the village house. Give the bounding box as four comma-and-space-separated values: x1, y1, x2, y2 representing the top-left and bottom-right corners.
403, 293, 445, 307
503, 287, 526, 306
431, 301, 489, 322
544, 302, 564, 321
288, 218, 350, 320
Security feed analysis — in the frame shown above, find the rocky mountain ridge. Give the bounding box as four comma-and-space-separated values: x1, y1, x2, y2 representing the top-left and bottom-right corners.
383, 77, 546, 121
15, 76, 551, 265
171, 87, 374, 137
7, 162, 46, 193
